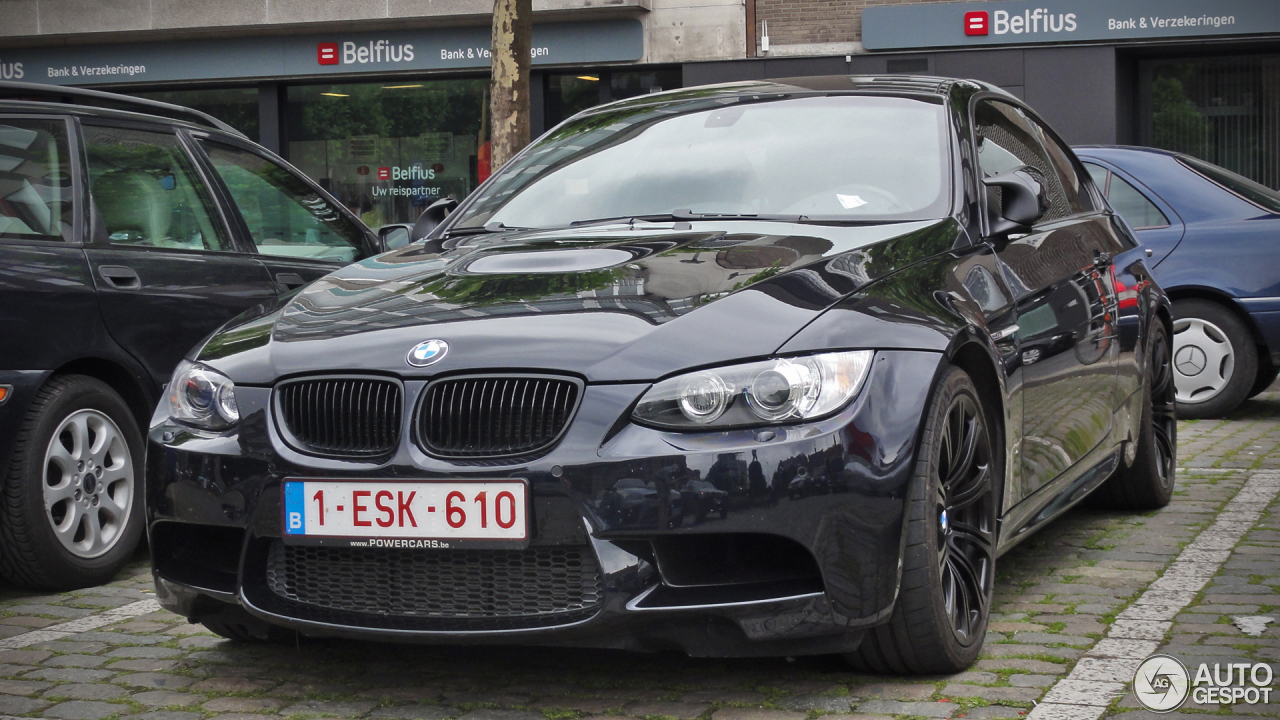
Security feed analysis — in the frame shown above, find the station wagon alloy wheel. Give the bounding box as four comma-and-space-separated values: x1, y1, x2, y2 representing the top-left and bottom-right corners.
42, 409, 134, 558
1173, 317, 1234, 404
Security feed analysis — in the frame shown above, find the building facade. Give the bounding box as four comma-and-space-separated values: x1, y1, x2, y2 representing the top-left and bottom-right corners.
729, 0, 1280, 191
5, 0, 1280, 223
2, 0, 744, 223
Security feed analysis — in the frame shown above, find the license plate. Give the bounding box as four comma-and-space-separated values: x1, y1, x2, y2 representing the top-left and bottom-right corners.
282, 479, 528, 549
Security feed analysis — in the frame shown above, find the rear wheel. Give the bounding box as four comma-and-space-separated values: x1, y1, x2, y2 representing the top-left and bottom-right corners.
0, 375, 145, 590
846, 366, 996, 674
1172, 300, 1256, 418
1248, 361, 1278, 399
1091, 322, 1176, 510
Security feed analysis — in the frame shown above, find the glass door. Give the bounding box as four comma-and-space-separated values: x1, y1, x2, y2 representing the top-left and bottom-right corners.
1139, 54, 1280, 189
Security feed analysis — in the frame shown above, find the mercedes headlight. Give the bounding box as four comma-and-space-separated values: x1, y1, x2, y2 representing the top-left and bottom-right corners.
632, 351, 874, 430
168, 360, 240, 430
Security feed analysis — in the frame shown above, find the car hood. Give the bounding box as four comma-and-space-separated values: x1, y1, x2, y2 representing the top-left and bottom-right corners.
199, 219, 961, 384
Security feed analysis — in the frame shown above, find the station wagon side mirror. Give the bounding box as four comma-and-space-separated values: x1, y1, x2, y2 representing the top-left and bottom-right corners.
983, 166, 1049, 238
376, 224, 413, 252
411, 197, 460, 242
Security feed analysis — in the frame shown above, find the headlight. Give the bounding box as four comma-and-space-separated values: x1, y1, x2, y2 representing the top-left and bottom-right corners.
633, 351, 873, 430
168, 360, 240, 430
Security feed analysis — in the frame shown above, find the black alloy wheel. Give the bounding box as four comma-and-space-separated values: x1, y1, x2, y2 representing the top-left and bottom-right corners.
936, 392, 996, 646
847, 366, 996, 674
1149, 329, 1177, 492
1090, 322, 1176, 510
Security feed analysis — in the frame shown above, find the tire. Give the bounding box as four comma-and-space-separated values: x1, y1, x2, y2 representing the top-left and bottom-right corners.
1091, 322, 1176, 511
846, 366, 997, 674
1172, 299, 1257, 419
0, 375, 145, 590
1248, 362, 1278, 399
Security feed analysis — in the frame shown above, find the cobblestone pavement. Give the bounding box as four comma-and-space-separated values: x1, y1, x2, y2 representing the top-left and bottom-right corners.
2, 390, 1279, 720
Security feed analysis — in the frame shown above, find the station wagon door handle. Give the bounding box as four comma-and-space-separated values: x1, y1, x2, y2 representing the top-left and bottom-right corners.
991, 324, 1019, 342
275, 273, 306, 291
98, 265, 141, 290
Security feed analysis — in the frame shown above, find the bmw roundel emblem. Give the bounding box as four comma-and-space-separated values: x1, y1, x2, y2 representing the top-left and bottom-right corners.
407, 339, 449, 367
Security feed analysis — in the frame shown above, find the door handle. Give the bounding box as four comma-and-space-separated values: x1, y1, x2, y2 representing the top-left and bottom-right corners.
275, 273, 306, 291
991, 324, 1019, 342
99, 265, 141, 290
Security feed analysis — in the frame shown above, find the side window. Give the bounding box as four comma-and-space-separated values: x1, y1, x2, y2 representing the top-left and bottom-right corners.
1083, 162, 1109, 191
1106, 174, 1169, 229
973, 101, 1070, 223
200, 141, 366, 263
83, 125, 229, 251
1027, 119, 1095, 213
0, 119, 74, 242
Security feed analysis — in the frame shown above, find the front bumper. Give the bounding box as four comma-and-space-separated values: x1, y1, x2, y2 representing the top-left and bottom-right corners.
146, 351, 941, 656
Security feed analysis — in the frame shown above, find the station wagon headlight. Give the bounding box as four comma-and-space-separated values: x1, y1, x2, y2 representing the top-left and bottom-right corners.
168, 360, 240, 430
633, 351, 873, 430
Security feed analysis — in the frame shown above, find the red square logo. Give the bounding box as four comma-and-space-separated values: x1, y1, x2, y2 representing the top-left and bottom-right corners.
317, 42, 339, 65
964, 11, 989, 35
377, 167, 391, 180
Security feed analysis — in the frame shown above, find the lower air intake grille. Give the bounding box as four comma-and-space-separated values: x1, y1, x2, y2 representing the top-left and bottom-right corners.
276, 377, 402, 457
416, 375, 581, 458
264, 542, 603, 629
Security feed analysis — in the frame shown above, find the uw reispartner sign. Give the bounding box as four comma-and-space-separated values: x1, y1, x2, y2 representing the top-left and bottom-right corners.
0, 20, 643, 85
863, 0, 1280, 51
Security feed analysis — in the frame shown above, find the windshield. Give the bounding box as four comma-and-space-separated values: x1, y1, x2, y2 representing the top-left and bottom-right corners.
452, 94, 951, 229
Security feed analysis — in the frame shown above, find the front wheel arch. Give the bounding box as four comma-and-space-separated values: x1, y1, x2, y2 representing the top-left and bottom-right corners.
1164, 287, 1268, 358
947, 341, 1008, 514
51, 357, 155, 435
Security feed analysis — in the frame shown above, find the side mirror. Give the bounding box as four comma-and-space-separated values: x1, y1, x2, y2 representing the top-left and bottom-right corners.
983, 166, 1049, 237
376, 224, 413, 252
411, 197, 460, 242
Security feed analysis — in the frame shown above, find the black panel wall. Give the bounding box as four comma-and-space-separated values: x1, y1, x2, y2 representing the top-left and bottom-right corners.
683, 44, 1124, 147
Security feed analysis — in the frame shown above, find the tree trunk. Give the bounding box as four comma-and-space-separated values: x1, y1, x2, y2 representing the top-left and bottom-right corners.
489, 0, 533, 171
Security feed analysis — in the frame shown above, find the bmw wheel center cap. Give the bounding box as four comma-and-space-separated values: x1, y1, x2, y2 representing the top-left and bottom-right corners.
407, 339, 449, 367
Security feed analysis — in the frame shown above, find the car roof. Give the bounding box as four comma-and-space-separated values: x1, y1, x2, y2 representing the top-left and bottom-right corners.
578, 74, 1012, 119
0, 80, 245, 137
1074, 145, 1182, 160
1074, 144, 1280, 220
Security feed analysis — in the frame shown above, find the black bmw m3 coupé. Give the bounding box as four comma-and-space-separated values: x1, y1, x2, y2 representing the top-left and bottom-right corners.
147, 76, 1175, 673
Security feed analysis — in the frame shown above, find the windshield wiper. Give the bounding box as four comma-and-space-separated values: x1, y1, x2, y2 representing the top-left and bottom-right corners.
444, 221, 538, 238
569, 214, 688, 228
568, 210, 809, 228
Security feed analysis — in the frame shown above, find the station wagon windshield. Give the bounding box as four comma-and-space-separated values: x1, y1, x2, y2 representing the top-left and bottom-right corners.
452, 94, 951, 230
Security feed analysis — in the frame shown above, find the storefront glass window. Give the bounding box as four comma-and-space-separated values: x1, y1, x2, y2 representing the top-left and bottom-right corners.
546, 75, 604, 127
286, 80, 487, 228
611, 69, 681, 102
127, 87, 260, 142
545, 68, 681, 128
1141, 54, 1280, 189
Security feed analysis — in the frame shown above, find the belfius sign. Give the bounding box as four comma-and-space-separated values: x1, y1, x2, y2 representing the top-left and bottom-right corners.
863, 0, 1280, 50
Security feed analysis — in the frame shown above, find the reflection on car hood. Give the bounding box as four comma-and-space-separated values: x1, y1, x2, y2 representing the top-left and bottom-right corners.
199, 219, 961, 383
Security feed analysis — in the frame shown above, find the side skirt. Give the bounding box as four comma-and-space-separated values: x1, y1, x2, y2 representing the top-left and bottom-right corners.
995, 445, 1122, 558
